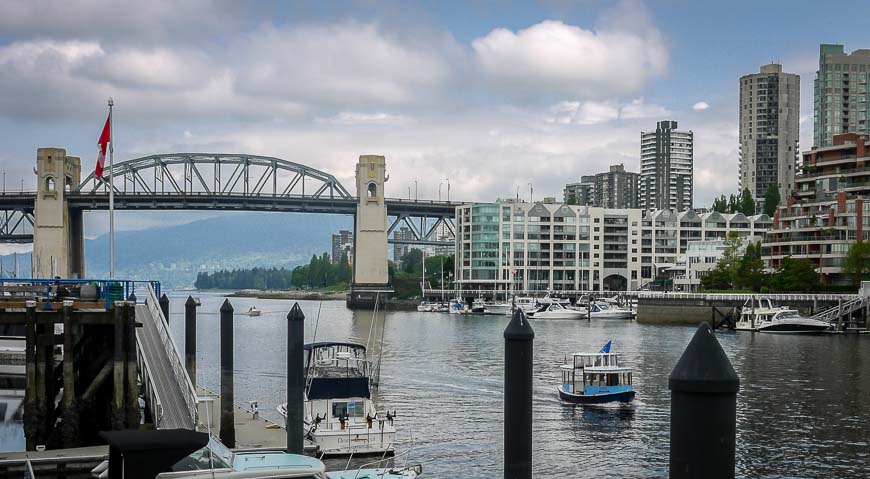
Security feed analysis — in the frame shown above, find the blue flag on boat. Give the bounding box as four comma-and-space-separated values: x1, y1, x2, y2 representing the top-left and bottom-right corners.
599, 340, 612, 353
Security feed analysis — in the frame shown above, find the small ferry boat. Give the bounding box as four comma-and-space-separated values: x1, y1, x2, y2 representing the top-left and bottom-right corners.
528, 302, 586, 320
246, 306, 261, 317
558, 342, 635, 404
736, 298, 830, 333
277, 341, 397, 456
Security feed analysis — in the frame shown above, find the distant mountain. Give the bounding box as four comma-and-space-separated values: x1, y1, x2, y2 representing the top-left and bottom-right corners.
1, 212, 352, 289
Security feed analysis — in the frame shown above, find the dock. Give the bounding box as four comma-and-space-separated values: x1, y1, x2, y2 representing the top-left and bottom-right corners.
195, 386, 318, 453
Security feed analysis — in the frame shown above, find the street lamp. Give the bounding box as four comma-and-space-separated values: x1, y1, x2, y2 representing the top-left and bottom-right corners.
414, 180, 418, 201
528, 183, 533, 203
445, 178, 450, 202
438, 181, 443, 202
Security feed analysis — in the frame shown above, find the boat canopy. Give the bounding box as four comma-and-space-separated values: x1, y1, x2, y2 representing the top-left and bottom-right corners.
304, 341, 367, 352
583, 366, 633, 374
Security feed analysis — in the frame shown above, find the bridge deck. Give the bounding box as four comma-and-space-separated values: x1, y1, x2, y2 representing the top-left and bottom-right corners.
135, 303, 195, 429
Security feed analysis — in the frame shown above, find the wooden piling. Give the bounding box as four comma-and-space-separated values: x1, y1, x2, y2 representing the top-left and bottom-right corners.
23, 302, 37, 450
61, 301, 79, 447
185, 296, 198, 388
220, 299, 236, 448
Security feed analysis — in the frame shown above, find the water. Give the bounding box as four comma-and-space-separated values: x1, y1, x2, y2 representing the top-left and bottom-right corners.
160, 292, 870, 478
2, 291, 867, 478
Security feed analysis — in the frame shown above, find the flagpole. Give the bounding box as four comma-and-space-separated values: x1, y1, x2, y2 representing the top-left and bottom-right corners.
108, 98, 115, 279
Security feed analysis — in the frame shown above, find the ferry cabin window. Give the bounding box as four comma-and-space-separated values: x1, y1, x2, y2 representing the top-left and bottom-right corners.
332, 401, 365, 418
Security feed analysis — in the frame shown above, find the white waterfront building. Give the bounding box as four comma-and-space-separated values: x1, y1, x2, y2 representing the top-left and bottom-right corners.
669, 238, 756, 292
455, 201, 773, 293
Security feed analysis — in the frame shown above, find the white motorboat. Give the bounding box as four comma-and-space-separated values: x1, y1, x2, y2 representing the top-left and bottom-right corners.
575, 302, 635, 320
246, 306, 261, 317
512, 297, 539, 315
537, 293, 571, 306
278, 342, 397, 456
527, 302, 586, 320
483, 302, 512, 315
736, 298, 830, 333
416, 302, 432, 312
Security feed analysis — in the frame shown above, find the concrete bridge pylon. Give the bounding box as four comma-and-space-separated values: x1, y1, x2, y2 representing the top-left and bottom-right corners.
348, 155, 393, 309
32, 147, 84, 279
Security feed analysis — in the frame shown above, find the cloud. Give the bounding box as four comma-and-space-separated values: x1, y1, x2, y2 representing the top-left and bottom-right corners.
471, 5, 667, 99
693, 101, 710, 111
546, 98, 669, 124
316, 112, 409, 125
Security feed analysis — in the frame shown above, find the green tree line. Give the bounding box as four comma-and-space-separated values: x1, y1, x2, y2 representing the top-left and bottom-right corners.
701, 233, 819, 292
195, 252, 352, 290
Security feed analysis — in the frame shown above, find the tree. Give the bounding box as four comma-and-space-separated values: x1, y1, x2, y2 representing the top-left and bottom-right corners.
400, 248, 424, 274
740, 188, 756, 216
843, 240, 870, 287
727, 194, 738, 214
566, 196, 578, 205
720, 232, 745, 288
737, 241, 766, 292
763, 184, 781, 217
712, 195, 728, 213
770, 257, 819, 292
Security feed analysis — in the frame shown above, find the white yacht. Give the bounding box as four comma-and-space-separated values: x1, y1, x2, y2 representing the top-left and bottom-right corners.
736, 298, 830, 333
245, 306, 261, 317
572, 302, 636, 320
416, 302, 432, 312
527, 302, 586, 320
278, 342, 397, 456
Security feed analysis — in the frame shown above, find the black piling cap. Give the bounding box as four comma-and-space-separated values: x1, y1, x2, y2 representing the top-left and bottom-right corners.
160, 293, 170, 303
185, 296, 197, 307
503, 308, 534, 341
669, 323, 739, 394
128, 292, 137, 302
288, 302, 305, 322
220, 298, 234, 313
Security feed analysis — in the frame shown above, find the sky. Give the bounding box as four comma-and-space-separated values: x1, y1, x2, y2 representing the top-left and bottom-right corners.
2, 0, 870, 240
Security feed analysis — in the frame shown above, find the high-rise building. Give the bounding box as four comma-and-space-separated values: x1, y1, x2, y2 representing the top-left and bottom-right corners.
393, 226, 415, 262
564, 176, 596, 205
739, 64, 800, 209
331, 230, 353, 264
640, 120, 693, 212
594, 164, 639, 209
814, 45, 870, 147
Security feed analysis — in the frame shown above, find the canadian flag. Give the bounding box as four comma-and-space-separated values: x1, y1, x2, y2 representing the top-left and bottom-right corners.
95, 113, 111, 178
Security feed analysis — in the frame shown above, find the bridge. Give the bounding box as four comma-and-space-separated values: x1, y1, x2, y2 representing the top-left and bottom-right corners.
0, 150, 461, 307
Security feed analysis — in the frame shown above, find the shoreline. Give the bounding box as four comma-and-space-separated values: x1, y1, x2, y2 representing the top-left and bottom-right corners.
226, 289, 347, 301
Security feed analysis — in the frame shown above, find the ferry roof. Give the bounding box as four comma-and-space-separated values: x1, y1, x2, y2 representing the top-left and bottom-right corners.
304, 341, 366, 351
571, 352, 619, 357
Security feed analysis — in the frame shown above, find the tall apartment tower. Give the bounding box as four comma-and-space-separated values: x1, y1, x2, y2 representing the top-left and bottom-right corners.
563, 175, 596, 205
739, 63, 800, 208
640, 120, 693, 211
814, 44, 870, 147
595, 164, 638, 209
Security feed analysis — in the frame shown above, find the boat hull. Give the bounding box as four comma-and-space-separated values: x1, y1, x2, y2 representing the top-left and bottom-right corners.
756, 322, 830, 333
557, 387, 635, 404
529, 311, 586, 320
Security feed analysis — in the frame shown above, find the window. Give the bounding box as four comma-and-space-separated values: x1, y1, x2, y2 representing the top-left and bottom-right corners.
45, 176, 56, 192
332, 401, 365, 418
367, 183, 377, 198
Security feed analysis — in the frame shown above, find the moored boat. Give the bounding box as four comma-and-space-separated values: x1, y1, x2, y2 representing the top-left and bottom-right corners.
736, 298, 830, 333
528, 302, 586, 320
246, 306, 261, 317
278, 341, 397, 456
557, 342, 635, 404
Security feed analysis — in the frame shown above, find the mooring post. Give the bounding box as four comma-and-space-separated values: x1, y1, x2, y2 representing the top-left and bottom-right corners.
159, 293, 170, 325
504, 308, 534, 479
61, 301, 79, 447
23, 301, 37, 450
220, 299, 236, 448
668, 323, 739, 479
286, 303, 305, 454
125, 301, 140, 427
185, 296, 198, 388
111, 302, 125, 429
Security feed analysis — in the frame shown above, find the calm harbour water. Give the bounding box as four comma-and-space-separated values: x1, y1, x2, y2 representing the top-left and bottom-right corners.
163, 292, 870, 478
1, 291, 867, 478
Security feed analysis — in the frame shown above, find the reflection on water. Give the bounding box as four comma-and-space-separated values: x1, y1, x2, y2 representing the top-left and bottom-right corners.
2, 290, 868, 478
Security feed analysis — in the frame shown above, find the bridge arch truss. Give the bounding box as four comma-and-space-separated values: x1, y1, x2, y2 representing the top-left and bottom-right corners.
75, 153, 353, 200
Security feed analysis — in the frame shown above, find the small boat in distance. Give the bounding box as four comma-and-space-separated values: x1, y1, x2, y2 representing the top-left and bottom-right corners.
246, 306, 261, 316
736, 298, 830, 333
571, 302, 636, 320
558, 341, 635, 404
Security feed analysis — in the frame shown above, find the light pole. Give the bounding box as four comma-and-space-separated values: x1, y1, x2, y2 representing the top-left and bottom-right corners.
414, 180, 418, 202
438, 181, 443, 202
408, 186, 411, 200
445, 178, 450, 202
2, 172, 5, 194
516, 185, 520, 201
528, 183, 533, 203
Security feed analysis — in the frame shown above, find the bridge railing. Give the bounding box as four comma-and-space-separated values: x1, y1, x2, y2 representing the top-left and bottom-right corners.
144, 284, 198, 429
636, 292, 859, 302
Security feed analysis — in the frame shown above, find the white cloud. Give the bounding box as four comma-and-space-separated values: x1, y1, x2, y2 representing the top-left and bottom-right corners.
546, 98, 669, 125
693, 101, 710, 111
316, 112, 409, 125
621, 98, 670, 119
471, 5, 667, 98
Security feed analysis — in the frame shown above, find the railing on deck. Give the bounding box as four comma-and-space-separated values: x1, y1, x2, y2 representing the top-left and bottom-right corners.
0, 277, 160, 309
144, 284, 198, 429
136, 332, 165, 427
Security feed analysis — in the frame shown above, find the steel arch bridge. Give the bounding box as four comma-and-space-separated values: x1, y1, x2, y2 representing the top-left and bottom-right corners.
0, 154, 457, 246
75, 153, 353, 199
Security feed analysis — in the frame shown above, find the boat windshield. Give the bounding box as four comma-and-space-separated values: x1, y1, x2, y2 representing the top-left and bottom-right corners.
776, 311, 802, 320
169, 436, 233, 472
306, 344, 371, 379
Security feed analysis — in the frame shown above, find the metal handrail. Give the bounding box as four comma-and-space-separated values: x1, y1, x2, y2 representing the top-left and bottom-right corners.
811, 296, 868, 323
145, 284, 198, 428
